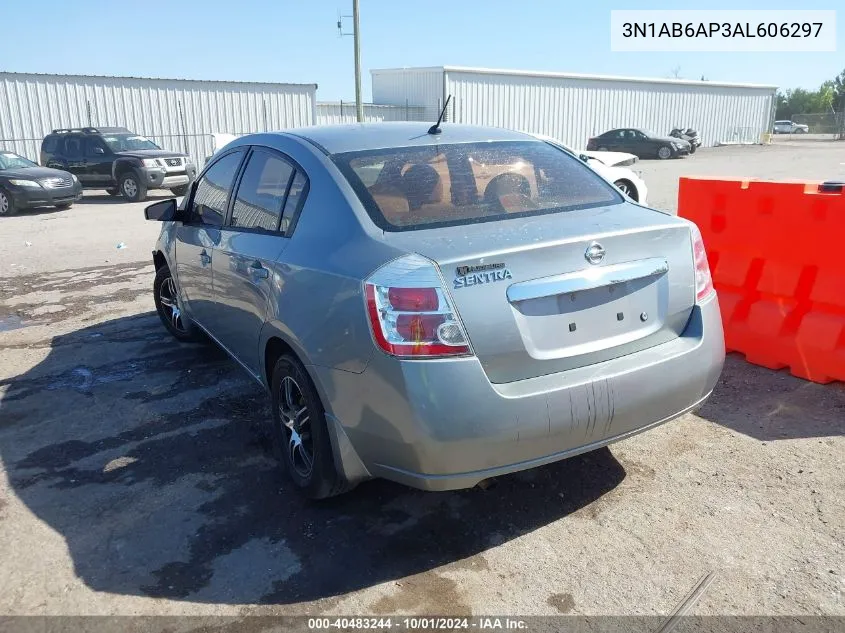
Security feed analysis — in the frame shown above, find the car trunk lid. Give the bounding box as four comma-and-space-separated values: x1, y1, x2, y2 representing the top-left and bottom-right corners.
381, 203, 696, 383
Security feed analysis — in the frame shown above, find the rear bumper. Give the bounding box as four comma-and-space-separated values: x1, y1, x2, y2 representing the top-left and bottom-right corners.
9, 183, 83, 208
314, 294, 725, 491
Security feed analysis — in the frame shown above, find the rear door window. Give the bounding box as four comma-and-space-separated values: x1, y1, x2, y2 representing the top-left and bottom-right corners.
333, 141, 622, 231
64, 135, 84, 159
191, 150, 245, 227
230, 149, 294, 231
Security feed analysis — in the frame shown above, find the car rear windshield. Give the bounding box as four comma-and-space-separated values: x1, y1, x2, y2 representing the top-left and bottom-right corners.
332, 141, 623, 231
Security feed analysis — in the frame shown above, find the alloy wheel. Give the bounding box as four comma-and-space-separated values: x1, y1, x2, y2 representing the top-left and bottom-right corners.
158, 276, 186, 332
0, 192, 9, 215
123, 177, 138, 198
615, 181, 630, 195
278, 376, 314, 478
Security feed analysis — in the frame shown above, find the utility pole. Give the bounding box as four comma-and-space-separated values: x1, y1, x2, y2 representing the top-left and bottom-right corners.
337, 1, 364, 122
353, 0, 363, 122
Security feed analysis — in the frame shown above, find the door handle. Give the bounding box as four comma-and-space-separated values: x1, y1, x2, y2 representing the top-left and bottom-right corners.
249, 261, 269, 280
199, 250, 211, 266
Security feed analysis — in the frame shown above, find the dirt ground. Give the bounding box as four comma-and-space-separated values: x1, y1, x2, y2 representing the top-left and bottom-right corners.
1, 146, 844, 619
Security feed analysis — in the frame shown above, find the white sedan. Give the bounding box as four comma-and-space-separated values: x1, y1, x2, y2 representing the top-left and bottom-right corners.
532, 134, 648, 205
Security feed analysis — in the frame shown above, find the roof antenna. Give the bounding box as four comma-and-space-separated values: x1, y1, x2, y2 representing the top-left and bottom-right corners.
428, 95, 452, 135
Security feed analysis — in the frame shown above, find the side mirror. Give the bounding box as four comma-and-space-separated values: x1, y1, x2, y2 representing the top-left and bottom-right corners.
144, 198, 177, 221
93, 147, 105, 155
578, 154, 590, 163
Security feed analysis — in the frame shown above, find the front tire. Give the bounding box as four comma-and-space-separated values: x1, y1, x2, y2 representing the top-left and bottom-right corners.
153, 266, 201, 342
55, 202, 73, 210
0, 189, 15, 216
269, 354, 351, 499
657, 145, 672, 160
688, 144, 697, 154
119, 172, 147, 202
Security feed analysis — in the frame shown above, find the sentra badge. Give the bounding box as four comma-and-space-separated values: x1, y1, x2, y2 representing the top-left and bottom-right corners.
454, 262, 512, 288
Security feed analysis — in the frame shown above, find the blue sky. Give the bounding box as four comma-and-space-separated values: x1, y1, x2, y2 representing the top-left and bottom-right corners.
1, 0, 841, 100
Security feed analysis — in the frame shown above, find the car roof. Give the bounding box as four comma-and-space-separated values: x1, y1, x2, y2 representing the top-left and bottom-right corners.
279, 122, 537, 155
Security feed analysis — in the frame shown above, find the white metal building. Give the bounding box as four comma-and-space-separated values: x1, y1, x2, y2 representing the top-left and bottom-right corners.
0, 72, 317, 165
371, 66, 778, 148
315, 102, 437, 126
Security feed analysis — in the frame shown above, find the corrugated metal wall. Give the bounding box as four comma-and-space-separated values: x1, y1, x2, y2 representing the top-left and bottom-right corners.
0, 72, 317, 166
371, 68, 444, 108
372, 67, 777, 148
315, 102, 435, 125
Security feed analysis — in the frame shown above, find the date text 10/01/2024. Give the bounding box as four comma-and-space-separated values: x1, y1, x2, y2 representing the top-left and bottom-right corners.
308, 617, 528, 630
622, 22, 823, 38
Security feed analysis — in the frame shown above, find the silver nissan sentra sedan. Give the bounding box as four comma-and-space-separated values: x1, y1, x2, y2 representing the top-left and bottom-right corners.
145, 122, 725, 499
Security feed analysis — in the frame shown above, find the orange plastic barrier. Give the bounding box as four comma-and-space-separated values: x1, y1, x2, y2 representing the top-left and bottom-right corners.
678, 177, 845, 384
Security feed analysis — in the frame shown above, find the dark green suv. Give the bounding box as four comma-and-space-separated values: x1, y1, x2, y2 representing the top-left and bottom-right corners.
41, 127, 197, 202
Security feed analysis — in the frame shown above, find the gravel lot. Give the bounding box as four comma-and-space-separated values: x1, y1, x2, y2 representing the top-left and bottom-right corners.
1, 145, 843, 619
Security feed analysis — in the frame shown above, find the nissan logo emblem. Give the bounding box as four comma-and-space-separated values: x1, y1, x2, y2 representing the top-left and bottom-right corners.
585, 242, 605, 265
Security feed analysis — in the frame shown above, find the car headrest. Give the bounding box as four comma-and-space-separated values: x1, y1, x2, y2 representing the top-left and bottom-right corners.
402, 163, 443, 210
484, 173, 531, 205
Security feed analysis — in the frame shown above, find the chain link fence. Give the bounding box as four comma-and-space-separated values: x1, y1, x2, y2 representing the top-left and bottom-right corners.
788, 112, 845, 140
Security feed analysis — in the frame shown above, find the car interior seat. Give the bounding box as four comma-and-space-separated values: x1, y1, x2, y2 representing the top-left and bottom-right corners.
483, 173, 535, 213
402, 163, 443, 211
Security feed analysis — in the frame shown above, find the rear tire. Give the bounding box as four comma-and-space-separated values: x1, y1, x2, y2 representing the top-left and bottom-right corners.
153, 266, 202, 342
55, 202, 73, 210
119, 172, 147, 202
657, 145, 672, 160
0, 189, 15, 216
688, 144, 697, 154
269, 354, 351, 499
170, 185, 189, 197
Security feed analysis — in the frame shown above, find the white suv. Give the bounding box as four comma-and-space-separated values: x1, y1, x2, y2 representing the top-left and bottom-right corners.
773, 120, 809, 134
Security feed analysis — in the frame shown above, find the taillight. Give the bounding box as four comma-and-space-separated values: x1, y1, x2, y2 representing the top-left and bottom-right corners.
690, 224, 714, 302
364, 254, 471, 358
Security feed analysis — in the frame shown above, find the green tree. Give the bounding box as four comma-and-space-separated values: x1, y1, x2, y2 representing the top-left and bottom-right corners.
834, 68, 845, 98
813, 81, 836, 113
777, 69, 845, 119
